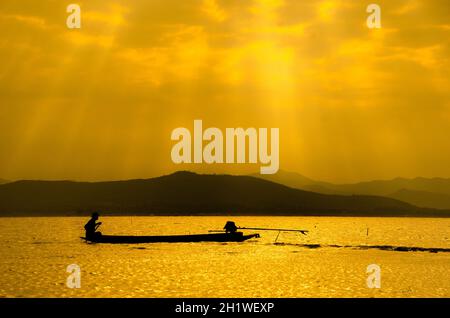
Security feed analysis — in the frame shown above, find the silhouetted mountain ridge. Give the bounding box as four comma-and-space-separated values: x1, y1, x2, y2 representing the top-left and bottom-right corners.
254, 170, 450, 209
390, 189, 450, 210
0, 171, 447, 217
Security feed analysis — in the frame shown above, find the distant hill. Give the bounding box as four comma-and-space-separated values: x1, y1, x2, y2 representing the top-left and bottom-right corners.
0, 179, 9, 185
322, 177, 450, 197
251, 171, 344, 194
0, 171, 446, 217
250, 170, 318, 189
390, 189, 450, 210
255, 171, 450, 209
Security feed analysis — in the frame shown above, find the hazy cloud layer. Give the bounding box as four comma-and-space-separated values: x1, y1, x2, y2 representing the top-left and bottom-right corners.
0, 0, 449, 182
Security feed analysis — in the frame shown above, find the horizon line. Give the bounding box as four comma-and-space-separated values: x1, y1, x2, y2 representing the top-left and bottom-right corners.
2, 170, 450, 185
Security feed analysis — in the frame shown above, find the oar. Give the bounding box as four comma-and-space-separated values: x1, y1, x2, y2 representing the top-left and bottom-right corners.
238, 227, 308, 235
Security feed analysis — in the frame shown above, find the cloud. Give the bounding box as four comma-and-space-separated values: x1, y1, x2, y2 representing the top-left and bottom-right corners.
201, 0, 228, 22
0, 0, 449, 181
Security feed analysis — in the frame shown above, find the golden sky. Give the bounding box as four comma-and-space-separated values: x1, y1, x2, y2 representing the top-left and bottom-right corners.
0, 0, 449, 182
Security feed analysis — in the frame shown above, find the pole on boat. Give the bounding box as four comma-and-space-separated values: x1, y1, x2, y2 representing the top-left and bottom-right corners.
238, 227, 309, 235
209, 226, 308, 235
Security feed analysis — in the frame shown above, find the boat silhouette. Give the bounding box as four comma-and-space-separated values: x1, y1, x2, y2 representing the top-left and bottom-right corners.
81, 219, 306, 244
81, 232, 260, 244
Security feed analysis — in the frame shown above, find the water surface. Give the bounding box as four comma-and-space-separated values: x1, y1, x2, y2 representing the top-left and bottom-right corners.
0, 216, 449, 297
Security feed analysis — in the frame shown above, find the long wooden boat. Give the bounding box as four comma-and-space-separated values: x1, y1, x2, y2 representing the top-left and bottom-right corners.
81, 232, 260, 244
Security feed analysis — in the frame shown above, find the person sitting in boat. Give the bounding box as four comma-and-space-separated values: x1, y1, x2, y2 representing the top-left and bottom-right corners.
224, 221, 238, 234
84, 212, 102, 240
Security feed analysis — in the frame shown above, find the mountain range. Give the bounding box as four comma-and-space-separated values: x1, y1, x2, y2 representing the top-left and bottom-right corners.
0, 171, 448, 217
254, 170, 450, 209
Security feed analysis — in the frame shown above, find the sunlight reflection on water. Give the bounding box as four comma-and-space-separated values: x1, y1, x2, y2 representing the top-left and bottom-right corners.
0, 216, 449, 297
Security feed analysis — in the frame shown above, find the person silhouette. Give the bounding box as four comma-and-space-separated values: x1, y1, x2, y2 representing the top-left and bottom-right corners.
84, 212, 102, 240
224, 221, 238, 234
